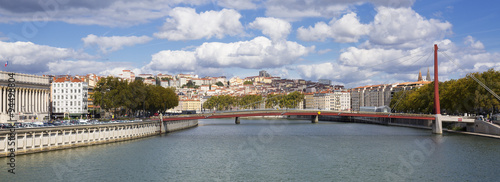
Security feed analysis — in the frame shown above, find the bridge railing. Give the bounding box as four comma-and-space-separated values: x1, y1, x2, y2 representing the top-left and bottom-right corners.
161, 109, 436, 120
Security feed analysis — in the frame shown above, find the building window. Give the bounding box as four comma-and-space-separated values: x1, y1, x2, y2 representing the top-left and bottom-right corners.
70, 101, 72, 106
71, 84, 73, 87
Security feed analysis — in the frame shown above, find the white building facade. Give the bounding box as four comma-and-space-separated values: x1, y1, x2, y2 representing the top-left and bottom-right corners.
331, 90, 351, 111
52, 77, 88, 118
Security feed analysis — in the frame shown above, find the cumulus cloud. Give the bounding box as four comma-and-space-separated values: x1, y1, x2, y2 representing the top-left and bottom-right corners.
82, 34, 152, 53
436, 38, 500, 76
154, 7, 244, 41
249, 17, 291, 41
145, 50, 197, 72
296, 62, 377, 86
143, 36, 313, 73
338, 46, 431, 72
464, 35, 485, 50
0, 40, 141, 76
297, 36, 500, 87
0, 0, 210, 27
297, 12, 370, 43
366, 7, 452, 49
0, 41, 93, 74
196, 36, 312, 68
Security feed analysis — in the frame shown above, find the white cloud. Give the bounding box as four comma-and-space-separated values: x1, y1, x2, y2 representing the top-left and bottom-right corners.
297, 12, 370, 43
145, 50, 197, 72
0, 41, 93, 74
0, 0, 210, 27
154, 7, 244, 41
218, 0, 260, 10
366, 7, 452, 49
249, 17, 291, 42
296, 62, 376, 86
338, 47, 430, 71
437, 38, 500, 76
196, 36, 312, 68
82, 34, 152, 53
297, 36, 500, 87
143, 36, 313, 73
464, 35, 485, 50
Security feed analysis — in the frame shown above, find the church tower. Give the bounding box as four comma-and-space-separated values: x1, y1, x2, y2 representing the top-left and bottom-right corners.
426, 67, 431, 81
418, 70, 423, 81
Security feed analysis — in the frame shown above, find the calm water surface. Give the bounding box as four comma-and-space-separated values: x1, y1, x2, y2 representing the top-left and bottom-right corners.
2, 119, 499, 181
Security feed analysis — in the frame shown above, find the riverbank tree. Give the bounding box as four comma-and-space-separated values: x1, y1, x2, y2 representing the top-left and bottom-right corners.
390, 69, 500, 115
93, 77, 178, 117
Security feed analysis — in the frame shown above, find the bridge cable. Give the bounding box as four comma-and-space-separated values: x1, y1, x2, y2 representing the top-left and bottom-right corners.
390, 50, 434, 112
356, 47, 429, 68
440, 51, 500, 101
357, 48, 432, 114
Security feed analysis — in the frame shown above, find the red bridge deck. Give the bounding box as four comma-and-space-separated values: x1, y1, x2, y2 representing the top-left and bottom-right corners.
161, 110, 436, 121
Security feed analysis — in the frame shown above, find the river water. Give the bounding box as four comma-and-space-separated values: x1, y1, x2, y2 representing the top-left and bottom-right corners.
2, 119, 499, 181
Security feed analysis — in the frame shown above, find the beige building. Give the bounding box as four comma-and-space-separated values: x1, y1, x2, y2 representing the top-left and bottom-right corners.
0, 71, 51, 122
304, 93, 315, 109
350, 80, 431, 111
229, 76, 243, 86
171, 99, 201, 112
314, 93, 331, 110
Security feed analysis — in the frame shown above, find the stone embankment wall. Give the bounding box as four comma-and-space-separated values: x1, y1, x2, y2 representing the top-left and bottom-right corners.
319, 115, 433, 129
1, 119, 198, 157
473, 120, 500, 135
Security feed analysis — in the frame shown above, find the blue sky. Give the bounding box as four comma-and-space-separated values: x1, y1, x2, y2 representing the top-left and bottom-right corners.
0, 0, 499, 88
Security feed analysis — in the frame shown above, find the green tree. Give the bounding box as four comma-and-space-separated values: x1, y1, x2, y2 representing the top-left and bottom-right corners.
215, 81, 224, 87
265, 94, 282, 108
284, 91, 305, 109
243, 81, 253, 85
264, 92, 304, 109
390, 69, 500, 115
92, 77, 179, 117
203, 95, 237, 111
239, 95, 263, 109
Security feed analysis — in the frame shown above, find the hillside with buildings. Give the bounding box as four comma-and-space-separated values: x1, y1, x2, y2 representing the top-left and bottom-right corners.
0, 69, 431, 121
